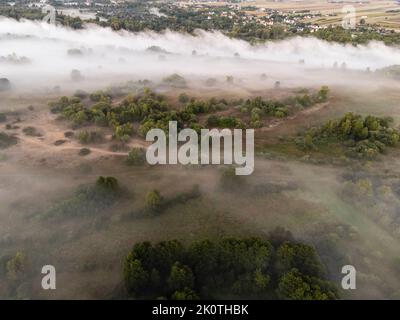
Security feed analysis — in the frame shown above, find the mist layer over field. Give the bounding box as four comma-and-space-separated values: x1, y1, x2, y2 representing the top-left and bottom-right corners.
1, 17, 400, 93
2, 16, 400, 300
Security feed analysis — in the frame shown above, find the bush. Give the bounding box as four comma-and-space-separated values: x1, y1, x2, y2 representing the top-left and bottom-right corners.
145, 190, 164, 213
126, 148, 146, 166
77, 130, 104, 144
178, 93, 190, 104
90, 91, 111, 102
43, 177, 121, 218
0, 132, 18, 149
78, 148, 91, 156
64, 131, 74, 138
0, 113, 6, 123
6, 252, 29, 281
22, 126, 41, 137
207, 116, 244, 129
74, 90, 88, 99
54, 140, 66, 146
162, 74, 187, 87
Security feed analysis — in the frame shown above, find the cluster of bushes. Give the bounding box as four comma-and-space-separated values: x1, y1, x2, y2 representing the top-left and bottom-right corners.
183, 98, 228, 114
126, 148, 146, 166
296, 112, 400, 159
49, 87, 329, 139
43, 176, 122, 218
123, 235, 338, 300
49, 89, 207, 140
77, 130, 104, 144
207, 115, 245, 129
241, 86, 329, 128
162, 74, 187, 88
0, 132, 17, 149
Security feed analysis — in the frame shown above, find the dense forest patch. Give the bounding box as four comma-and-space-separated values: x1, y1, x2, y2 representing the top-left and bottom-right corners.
123, 235, 339, 300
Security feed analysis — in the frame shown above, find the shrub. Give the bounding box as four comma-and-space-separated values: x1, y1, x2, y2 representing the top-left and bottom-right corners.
78, 148, 91, 156
126, 148, 146, 166
43, 177, 121, 218
77, 130, 104, 144
0, 132, 18, 149
22, 126, 41, 137
145, 190, 164, 212
178, 93, 190, 104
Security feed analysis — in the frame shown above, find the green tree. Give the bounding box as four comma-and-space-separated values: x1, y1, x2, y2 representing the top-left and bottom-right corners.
6, 252, 29, 280
123, 257, 149, 295
172, 287, 200, 300
168, 262, 195, 292
126, 148, 146, 166
146, 190, 163, 212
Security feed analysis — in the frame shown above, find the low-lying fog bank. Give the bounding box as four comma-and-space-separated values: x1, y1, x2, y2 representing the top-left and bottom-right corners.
0, 17, 400, 94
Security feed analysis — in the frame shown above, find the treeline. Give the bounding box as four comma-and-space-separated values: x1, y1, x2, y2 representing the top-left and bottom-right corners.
0, 6, 83, 29
313, 26, 400, 46
123, 235, 339, 300
296, 112, 400, 159
0, 6, 44, 21
2, 4, 400, 46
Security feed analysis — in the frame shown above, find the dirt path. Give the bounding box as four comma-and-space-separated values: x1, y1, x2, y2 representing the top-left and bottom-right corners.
3, 109, 149, 166
260, 102, 329, 132
17, 135, 130, 156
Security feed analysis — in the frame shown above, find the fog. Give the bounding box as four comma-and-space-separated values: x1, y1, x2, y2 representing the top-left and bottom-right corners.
2, 16, 400, 300
1, 17, 400, 93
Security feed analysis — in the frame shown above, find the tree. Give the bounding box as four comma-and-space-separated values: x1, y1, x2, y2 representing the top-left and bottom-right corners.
0, 78, 11, 91
276, 242, 324, 278
317, 86, 329, 102
178, 93, 190, 104
123, 257, 149, 295
146, 190, 163, 212
6, 252, 29, 280
268, 227, 294, 247
277, 268, 313, 300
277, 268, 336, 300
126, 148, 146, 166
253, 269, 270, 292
172, 287, 200, 300
168, 262, 195, 292
96, 176, 119, 191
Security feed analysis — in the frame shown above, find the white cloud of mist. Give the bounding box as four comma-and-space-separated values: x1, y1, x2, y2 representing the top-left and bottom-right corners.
0, 17, 399, 93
